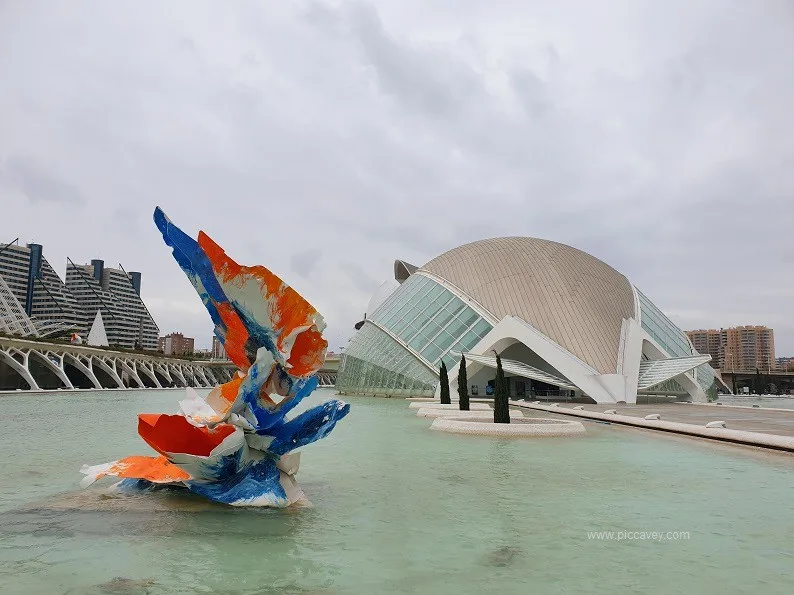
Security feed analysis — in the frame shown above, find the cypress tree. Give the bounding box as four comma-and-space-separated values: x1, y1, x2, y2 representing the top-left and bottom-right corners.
458, 355, 469, 410
493, 354, 510, 424
439, 361, 451, 404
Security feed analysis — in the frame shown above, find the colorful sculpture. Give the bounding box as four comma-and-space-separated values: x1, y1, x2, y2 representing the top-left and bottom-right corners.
80, 208, 350, 507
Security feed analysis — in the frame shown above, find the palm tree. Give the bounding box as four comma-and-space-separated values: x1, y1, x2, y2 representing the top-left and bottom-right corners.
493, 353, 510, 424
439, 361, 451, 404
458, 355, 469, 410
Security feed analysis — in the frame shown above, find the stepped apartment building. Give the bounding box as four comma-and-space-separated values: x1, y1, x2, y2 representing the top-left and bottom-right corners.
0, 241, 81, 336
65, 259, 159, 350
0, 239, 159, 350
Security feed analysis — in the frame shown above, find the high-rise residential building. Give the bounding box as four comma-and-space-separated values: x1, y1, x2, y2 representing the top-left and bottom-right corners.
158, 332, 195, 356
0, 241, 81, 336
721, 326, 776, 371
687, 326, 776, 371
211, 335, 228, 360
65, 259, 159, 350
1, 240, 160, 349
685, 330, 722, 368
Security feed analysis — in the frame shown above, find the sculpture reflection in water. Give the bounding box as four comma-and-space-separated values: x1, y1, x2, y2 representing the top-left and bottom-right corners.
80, 207, 350, 507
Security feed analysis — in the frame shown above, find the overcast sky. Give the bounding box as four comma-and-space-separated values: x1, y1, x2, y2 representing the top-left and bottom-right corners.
1, 0, 792, 355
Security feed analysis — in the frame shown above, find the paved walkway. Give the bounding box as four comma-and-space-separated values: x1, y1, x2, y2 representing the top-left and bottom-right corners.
509, 401, 794, 452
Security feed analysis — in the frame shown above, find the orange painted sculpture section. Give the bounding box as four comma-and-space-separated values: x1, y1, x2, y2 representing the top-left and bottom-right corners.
79, 208, 350, 507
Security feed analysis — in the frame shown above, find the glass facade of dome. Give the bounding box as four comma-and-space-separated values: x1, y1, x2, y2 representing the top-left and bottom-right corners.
636, 288, 717, 396
337, 273, 493, 396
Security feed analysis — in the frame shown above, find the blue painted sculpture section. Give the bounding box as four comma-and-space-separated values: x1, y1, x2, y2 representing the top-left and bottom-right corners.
80, 208, 350, 507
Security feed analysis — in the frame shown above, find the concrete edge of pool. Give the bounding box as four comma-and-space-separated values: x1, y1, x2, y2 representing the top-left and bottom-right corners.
416, 407, 523, 419
511, 401, 794, 453
430, 416, 587, 437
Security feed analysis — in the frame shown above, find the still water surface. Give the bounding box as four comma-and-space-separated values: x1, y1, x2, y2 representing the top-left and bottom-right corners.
1, 388, 793, 594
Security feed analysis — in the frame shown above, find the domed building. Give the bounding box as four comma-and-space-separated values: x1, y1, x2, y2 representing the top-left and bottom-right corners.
336, 238, 723, 403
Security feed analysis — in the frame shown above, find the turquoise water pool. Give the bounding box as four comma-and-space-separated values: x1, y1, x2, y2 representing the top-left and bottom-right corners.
1, 388, 793, 594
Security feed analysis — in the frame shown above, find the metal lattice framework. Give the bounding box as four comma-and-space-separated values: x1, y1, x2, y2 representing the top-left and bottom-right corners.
317, 373, 336, 387
0, 276, 39, 337
0, 337, 337, 391
637, 354, 712, 390
455, 351, 578, 390
0, 337, 236, 391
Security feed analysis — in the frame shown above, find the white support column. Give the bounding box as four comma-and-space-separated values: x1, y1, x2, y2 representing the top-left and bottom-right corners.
28, 349, 73, 389
170, 364, 187, 387
118, 359, 144, 388
193, 366, 213, 387
92, 356, 125, 388
63, 353, 102, 389
154, 362, 173, 386
0, 348, 39, 389
202, 367, 219, 385
135, 361, 162, 388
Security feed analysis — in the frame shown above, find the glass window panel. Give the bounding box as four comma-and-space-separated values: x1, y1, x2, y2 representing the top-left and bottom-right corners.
445, 318, 467, 340
421, 342, 443, 363
401, 321, 422, 343
459, 328, 482, 350
413, 293, 433, 312
391, 318, 413, 338
406, 309, 433, 333
337, 321, 438, 396
408, 331, 430, 352
441, 353, 459, 370
443, 299, 466, 318
433, 331, 456, 352
432, 307, 456, 332
457, 309, 479, 328
426, 284, 445, 303
420, 320, 443, 341
471, 319, 492, 338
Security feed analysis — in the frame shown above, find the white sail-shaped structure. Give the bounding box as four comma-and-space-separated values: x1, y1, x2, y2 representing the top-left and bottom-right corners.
86, 310, 109, 347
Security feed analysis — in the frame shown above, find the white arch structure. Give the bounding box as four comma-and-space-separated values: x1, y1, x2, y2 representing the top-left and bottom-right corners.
0, 337, 237, 391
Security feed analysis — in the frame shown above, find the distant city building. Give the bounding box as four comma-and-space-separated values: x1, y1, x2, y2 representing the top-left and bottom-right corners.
686, 326, 776, 371
686, 330, 722, 368
776, 357, 794, 372
158, 332, 195, 356
0, 241, 81, 337
65, 259, 159, 350
211, 335, 228, 360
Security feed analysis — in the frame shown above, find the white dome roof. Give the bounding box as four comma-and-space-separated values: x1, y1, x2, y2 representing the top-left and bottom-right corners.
420, 237, 636, 374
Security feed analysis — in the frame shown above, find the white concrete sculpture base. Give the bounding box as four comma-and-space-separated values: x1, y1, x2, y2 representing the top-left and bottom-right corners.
416, 408, 523, 419
430, 416, 586, 437
408, 402, 491, 410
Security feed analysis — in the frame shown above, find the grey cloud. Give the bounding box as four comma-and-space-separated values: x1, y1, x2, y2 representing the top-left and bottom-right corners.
346, 2, 486, 117
340, 261, 380, 294
290, 248, 323, 278
0, 0, 792, 354
2, 156, 84, 205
